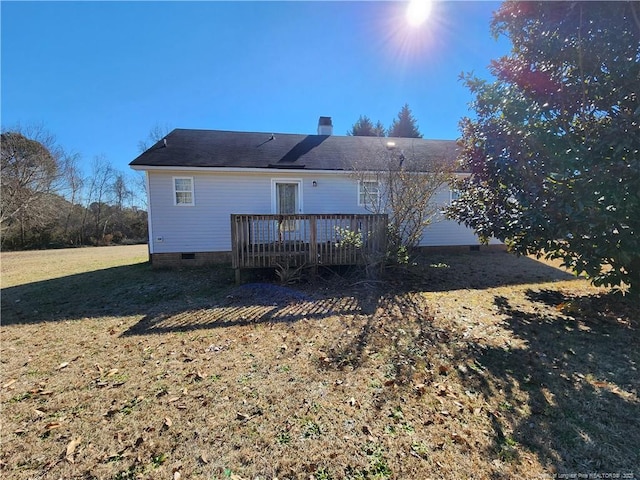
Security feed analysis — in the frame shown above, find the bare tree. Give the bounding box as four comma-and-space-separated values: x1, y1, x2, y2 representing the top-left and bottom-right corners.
58, 153, 85, 244
351, 143, 453, 263
137, 122, 172, 153
0, 125, 68, 246
133, 123, 172, 209
82, 155, 115, 243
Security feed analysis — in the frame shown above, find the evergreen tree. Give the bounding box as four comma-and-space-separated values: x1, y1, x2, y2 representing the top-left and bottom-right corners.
388, 104, 422, 138
448, 1, 640, 293
348, 115, 385, 136
373, 120, 386, 137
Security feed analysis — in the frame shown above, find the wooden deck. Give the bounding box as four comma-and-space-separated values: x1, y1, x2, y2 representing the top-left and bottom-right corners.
230, 214, 388, 282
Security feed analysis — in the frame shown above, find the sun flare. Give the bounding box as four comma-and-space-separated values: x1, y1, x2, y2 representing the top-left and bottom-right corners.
406, 0, 432, 27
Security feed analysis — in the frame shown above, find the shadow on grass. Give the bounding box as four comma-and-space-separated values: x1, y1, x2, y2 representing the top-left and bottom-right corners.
0, 262, 236, 326
121, 287, 378, 336
114, 252, 578, 336
399, 250, 577, 292
2, 251, 576, 333
464, 291, 640, 473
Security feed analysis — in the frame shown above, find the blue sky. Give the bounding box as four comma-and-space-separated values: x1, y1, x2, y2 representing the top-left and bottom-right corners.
1, 1, 508, 176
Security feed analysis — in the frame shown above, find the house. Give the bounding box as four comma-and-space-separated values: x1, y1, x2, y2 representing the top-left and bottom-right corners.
129, 116, 499, 269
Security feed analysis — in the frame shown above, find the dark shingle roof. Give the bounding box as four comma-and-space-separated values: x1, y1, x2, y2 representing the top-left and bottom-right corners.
129, 128, 458, 171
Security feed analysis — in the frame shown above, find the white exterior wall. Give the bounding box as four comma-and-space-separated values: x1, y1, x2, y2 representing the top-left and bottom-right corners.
145, 169, 497, 254
419, 187, 502, 247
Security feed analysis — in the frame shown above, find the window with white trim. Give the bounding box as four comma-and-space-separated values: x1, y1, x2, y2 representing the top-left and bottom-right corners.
450, 188, 461, 203
358, 180, 380, 207
173, 177, 194, 206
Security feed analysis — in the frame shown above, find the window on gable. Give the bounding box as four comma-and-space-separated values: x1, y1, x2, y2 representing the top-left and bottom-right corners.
359, 180, 380, 207
174, 177, 194, 206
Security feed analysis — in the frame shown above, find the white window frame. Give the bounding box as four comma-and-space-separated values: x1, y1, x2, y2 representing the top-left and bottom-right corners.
173, 176, 195, 206
358, 180, 380, 207
450, 188, 461, 203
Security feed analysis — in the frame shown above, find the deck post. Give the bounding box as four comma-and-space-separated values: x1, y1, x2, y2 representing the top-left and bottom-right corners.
230, 215, 240, 284
308, 215, 318, 277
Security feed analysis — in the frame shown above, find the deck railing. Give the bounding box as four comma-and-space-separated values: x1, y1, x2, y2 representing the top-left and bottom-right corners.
231, 214, 388, 279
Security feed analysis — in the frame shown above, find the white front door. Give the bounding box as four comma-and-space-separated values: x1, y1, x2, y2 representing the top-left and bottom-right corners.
272, 180, 302, 214
272, 180, 302, 233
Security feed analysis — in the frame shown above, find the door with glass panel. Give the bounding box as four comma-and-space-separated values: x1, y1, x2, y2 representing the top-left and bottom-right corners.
275, 181, 300, 235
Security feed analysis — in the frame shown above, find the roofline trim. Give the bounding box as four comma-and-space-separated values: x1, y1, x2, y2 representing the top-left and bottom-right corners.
130, 165, 470, 176
130, 165, 350, 175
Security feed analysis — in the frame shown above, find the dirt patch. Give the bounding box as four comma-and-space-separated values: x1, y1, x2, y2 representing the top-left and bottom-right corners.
1, 247, 638, 479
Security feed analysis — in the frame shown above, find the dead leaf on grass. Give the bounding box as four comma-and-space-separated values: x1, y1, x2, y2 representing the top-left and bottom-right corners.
106, 368, 119, 377
185, 371, 206, 382
454, 401, 465, 412
32, 386, 54, 396
44, 422, 62, 431
57, 362, 70, 370
3, 379, 17, 389
451, 433, 469, 447
65, 437, 82, 463
164, 417, 172, 429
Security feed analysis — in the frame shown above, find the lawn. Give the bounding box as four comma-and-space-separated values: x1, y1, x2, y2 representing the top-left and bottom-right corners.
1, 245, 638, 480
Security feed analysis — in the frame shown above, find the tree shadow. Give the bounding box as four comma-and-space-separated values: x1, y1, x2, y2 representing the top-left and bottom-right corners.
399, 250, 578, 292
463, 290, 639, 473
1, 251, 577, 333
0, 263, 235, 326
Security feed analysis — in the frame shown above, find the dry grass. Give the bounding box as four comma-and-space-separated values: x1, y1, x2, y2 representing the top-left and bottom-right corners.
1, 246, 638, 480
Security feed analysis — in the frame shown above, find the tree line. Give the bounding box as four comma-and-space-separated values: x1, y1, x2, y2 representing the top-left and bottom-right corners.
348, 103, 423, 138
1, 125, 147, 250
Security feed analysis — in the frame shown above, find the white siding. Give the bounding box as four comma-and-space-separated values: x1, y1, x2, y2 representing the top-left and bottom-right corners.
146, 170, 497, 253
418, 186, 502, 247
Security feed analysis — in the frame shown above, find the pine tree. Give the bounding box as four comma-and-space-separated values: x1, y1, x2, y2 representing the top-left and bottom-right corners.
348, 115, 385, 136
388, 104, 422, 138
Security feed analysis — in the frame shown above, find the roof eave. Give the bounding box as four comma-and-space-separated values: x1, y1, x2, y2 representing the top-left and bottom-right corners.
129, 165, 350, 174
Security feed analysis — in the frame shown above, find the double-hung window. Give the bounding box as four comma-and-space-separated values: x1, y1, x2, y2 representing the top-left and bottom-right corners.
359, 180, 380, 208
174, 177, 194, 206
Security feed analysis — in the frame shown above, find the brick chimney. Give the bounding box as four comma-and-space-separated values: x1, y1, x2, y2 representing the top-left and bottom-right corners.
317, 116, 333, 135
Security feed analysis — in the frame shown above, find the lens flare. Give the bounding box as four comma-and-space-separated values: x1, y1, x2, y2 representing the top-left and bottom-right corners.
406, 0, 432, 27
